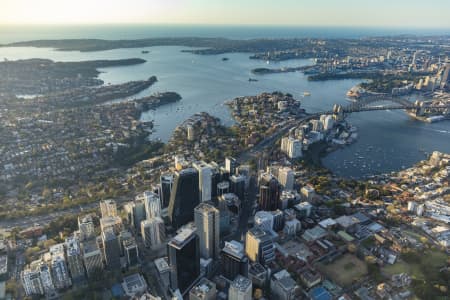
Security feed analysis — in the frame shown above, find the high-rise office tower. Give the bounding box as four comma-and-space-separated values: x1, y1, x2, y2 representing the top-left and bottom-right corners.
270, 270, 298, 300
221, 240, 249, 281
167, 224, 200, 295
118, 230, 133, 255
141, 217, 165, 247
123, 238, 139, 266
194, 203, 220, 260
160, 174, 174, 208
189, 278, 217, 300
101, 228, 121, 269
210, 165, 221, 199
225, 157, 237, 175
254, 211, 274, 232
168, 168, 200, 229
137, 191, 161, 219
38, 260, 55, 295
22, 259, 56, 296
218, 193, 241, 215
228, 275, 252, 300
277, 167, 294, 191
65, 237, 85, 282
280, 137, 302, 159
245, 228, 275, 265
100, 215, 123, 235
77, 214, 95, 241
127, 198, 146, 230
193, 161, 213, 203
271, 210, 284, 232
441, 62, 450, 89
48, 244, 72, 289
100, 199, 117, 218
21, 262, 44, 296
81, 240, 103, 277
230, 174, 246, 201
259, 173, 281, 211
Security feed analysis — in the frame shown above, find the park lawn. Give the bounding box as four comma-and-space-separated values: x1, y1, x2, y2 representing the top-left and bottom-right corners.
382, 249, 447, 280
319, 254, 368, 287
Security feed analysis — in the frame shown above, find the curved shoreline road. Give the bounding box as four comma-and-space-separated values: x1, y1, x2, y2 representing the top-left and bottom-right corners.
0, 195, 132, 229
237, 113, 320, 164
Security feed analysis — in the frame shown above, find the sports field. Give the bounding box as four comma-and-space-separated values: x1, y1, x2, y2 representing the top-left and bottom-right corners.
319, 254, 368, 286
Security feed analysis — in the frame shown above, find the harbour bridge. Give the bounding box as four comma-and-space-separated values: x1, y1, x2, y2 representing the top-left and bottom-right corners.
323, 94, 450, 117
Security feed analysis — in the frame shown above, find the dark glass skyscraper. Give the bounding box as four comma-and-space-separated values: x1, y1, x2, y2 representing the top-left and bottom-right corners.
101, 228, 121, 269
160, 173, 174, 208
259, 173, 281, 211
168, 168, 200, 229
221, 240, 248, 281
168, 225, 200, 295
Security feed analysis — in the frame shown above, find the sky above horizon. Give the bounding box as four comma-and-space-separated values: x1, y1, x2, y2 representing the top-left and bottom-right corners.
2, 0, 450, 28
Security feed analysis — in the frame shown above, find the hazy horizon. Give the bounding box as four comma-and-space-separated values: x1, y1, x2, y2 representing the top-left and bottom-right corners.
2, 0, 450, 28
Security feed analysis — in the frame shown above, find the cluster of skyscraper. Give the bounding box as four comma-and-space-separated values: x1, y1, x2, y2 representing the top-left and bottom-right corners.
22, 154, 307, 299
21, 199, 140, 297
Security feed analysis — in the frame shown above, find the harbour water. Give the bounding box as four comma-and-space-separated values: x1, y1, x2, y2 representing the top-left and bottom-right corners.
1, 25, 450, 178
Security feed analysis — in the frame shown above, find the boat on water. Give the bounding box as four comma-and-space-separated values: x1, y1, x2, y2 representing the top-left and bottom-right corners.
303, 91, 311, 96
222, 57, 229, 61
248, 78, 258, 82
141, 50, 149, 54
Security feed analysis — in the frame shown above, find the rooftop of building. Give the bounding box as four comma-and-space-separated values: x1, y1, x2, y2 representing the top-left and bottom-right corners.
82, 239, 100, 254
335, 215, 360, 228
195, 202, 219, 213
78, 214, 94, 223
295, 201, 313, 210
177, 167, 198, 176
0, 255, 7, 275
248, 227, 270, 239
154, 257, 170, 273
122, 273, 147, 291
302, 226, 328, 242
49, 243, 65, 257
190, 278, 216, 297
168, 224, 196, 250
102, 228, 117, 241
248, 263, 266, 276
231, 275, 252, 291
101, 199, 116, 205
222, 240, 245, 258
100, 215, 122, 226
310, 286, 332, 300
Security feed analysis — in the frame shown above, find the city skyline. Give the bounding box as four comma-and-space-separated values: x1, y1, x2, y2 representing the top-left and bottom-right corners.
2, 0, 450, 28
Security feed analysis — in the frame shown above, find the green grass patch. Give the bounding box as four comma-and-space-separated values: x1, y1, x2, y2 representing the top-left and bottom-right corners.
319, 254, 368, 287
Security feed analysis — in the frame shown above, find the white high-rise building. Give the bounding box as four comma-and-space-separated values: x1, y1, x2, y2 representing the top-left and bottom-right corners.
270, 269, 298, 300
21, 261, 44, 296
141, 217, 165, 247
78, 214, 95, 241
407, 201, 417, 212
281, 137, 302, 159
254, 211, 274, 232
38, 260, 55, 295
137, 191, 161, 219
100, 199, 117, 218
194, 203, 220, 260
81, 240, 103, 277
225, 157, 237, 174
322, 115, 334, 131
48, 244, 72, 289
65, 236, 85, 281
193, 161, 213, 202
228, 275, 252, 300
278, 167, 295, 190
